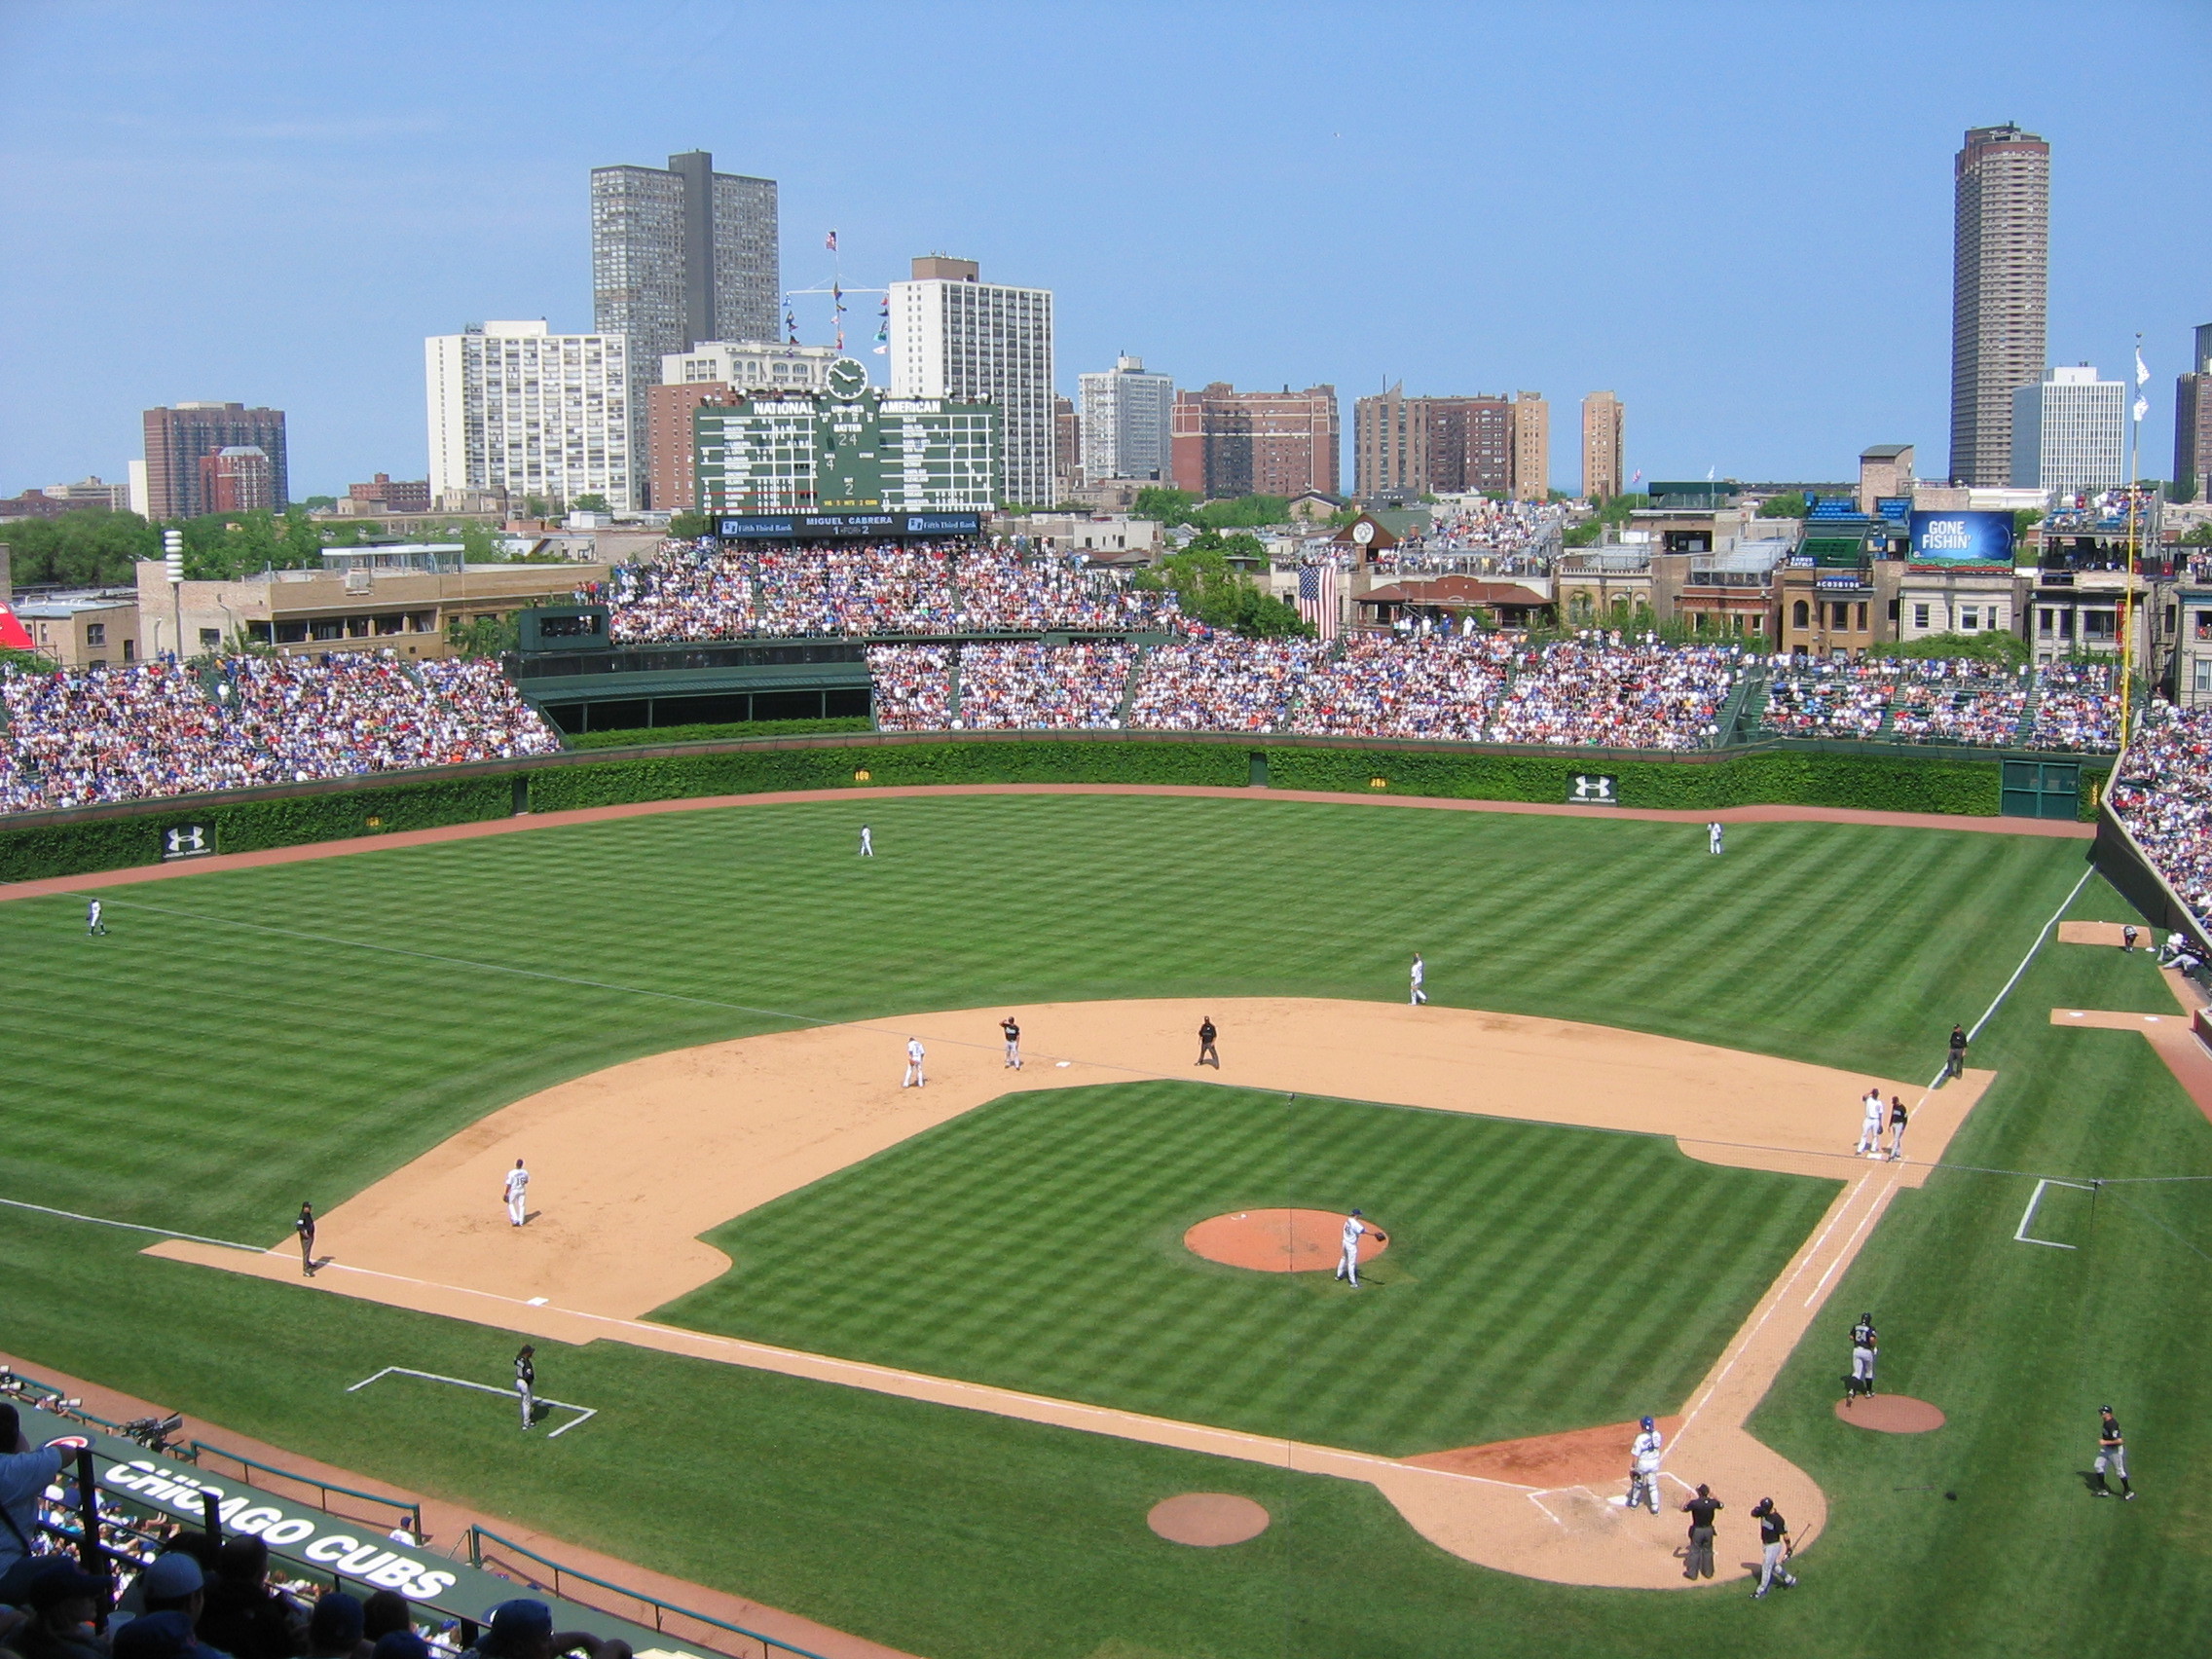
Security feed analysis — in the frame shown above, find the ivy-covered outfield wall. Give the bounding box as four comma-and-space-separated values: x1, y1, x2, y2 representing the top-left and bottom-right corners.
0, 734, 2106, 885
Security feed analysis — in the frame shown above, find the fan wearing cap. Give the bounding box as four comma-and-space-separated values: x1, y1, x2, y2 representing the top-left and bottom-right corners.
0, 1403, 71, 1577
12, 1559, 109, 1659
462, 1599, 632, 1659
119, 1550, 228, 1659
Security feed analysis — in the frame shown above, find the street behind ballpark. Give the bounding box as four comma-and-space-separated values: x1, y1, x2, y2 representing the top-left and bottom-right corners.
0, 793, 2206, 1659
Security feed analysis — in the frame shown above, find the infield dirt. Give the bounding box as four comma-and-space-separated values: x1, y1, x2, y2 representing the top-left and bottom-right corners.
151, 998, 1993, 1591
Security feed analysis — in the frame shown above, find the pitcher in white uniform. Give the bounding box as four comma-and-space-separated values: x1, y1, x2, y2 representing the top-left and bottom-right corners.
503, 1159, 530, 1227
1335, 1209, 1384, 1287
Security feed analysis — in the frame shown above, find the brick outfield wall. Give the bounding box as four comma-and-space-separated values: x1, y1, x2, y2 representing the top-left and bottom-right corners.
0, 730, 2113, 885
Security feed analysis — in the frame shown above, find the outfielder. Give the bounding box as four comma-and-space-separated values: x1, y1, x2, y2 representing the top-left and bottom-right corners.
1708, 821, 1724, 856
1409, 953, 1426, 1006
514, 1345, 536, 1431
859, 825, 873, 858
2093, 1406, 2134, 1499
1625, 1416, 1665, 1514
903, 1036, 926, 1088
1334, 1209, 1384, 1288
1846, 1311, 1877, 1402
1751, 1498, 1797, 1597
1856, 1088, 1885, 1157
1000, 1016, 1022, 1069
503, 1159, 530, 1227
86, 898, 106, 936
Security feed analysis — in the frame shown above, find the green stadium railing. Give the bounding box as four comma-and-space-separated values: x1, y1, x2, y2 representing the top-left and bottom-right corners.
465, 1525, 830, 1659
187, 1439, 423, 1538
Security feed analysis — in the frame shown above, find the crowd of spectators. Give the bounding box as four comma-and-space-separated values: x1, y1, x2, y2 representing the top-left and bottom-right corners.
1760, 660, 1896, 739
593, 540, 1176, 644
2112, 699, 2212, 922
1289, 635, 1516, 741
865, 645, 951, 732
1126, 638, 1321, 733
1488, 639, 1738, 750
1888, 660, 2029, 747
954, 643, 1132, 730
0, 652, 561, 816
2028, 662, 2120, 752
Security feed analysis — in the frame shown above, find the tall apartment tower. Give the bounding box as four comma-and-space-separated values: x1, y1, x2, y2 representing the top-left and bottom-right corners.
888, 257, 1055, 507
1171, 384, 1340, 500
1509, 392, 1550, 501
1352, 387, 1512, 499
2175, 323, 2212, 503
591, 151, 779, 503
425, 321, 633, 512
1580, 391, 1624, 501
1078, 355, 1175, 484
1949, 124, 2050, 487
141, 403, 288, 521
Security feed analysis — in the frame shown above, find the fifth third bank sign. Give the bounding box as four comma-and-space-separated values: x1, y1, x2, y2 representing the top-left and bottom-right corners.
1909, 509, 2014, 565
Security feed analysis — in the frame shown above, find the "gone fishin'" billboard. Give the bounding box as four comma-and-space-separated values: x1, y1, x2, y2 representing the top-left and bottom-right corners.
1909, 509, 2015, 566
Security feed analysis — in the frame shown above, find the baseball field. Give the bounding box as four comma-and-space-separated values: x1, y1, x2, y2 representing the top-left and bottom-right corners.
3, 789, 2208, 1657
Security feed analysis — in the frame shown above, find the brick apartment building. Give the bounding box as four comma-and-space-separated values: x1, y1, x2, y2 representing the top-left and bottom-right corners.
1170, 383, 1339, 499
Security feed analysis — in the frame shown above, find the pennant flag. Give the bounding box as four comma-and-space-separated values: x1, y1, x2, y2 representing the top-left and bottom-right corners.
0, 601, 35, 652
1630, 468, 1642, 484
825, 230, 838, 252
2134, 393, 2149, 424
872, 296, 889, 355
2135, 346, 2151, 387
785, 307, 799, 346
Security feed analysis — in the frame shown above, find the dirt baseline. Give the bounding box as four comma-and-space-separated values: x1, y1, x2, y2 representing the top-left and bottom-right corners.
149, 998, 1992, 1592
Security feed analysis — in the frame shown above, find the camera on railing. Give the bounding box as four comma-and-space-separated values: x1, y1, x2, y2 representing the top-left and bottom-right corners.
119, 1413, 185, 1453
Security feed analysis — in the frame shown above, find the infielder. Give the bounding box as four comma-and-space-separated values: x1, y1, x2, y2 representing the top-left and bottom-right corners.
1409, 954, 1426, 1006
859, 825, 873, 857
1846, 1311, 1878, 1402
514, 1346, 536, 1431
1625, 1416, 1665, 1514
1855, 1088, 1885, 1157
295, 1202, 316, 1276
903, 1036, 926, 1088
2093, 1406, 2134, 1499
999, 1016, 1022, 1069
1334, 1209, 1385, 1288
1885, 1094, 1910, 1161
86, 898, 106, 936
1708, 821, 1724, 856
1750, 1498, 1797, 1597
503, 1159, 530, 1227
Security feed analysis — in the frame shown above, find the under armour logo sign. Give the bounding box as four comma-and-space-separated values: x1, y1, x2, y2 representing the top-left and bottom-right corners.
164, 826, 208, 858
1569, 775, 1617, 803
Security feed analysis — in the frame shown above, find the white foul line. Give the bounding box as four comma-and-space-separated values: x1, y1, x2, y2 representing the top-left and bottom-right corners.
347, 1365, 599, 1439
2013, 1178, 2098, 1250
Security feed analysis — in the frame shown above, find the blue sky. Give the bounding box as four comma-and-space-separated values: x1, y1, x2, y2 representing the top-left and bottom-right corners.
2, 0, 2205, 498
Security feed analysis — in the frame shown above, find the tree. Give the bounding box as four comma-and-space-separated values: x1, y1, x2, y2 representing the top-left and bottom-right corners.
1875, 630, 2029, 668
301, 495, 339, 511
1, 508, 160, 586
1130, 531, 1310, 639
1757, 492, 1807, 519
1563, 492, 1647, 547
1132, 487, 1198, 527
1194, 495, 1291, 531
2013, 508, 2046, 538
523, 496, 553, 520
571, 493, 610, 513
667, 511, 711, 538
446, 612, 519, 658
457, 521, 502, 563
282, 507, 323, 567
2181, 522, 2212, 546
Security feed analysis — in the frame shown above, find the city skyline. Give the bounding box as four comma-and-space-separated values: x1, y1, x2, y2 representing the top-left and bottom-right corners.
0, 1, 2204, 499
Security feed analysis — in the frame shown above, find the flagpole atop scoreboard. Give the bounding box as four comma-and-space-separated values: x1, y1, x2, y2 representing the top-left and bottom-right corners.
2119, 332, 2148, 747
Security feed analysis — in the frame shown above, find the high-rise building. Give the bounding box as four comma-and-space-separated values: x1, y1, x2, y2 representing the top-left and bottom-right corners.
888, 257, 1054, 507
424, 321, 633, 512
1509, 391, 1550, 501
2175, 323, 2212, 503
1950, 124, 2050, 487
1580, 392, 1624, 501
1352, 387, 1515, 499
694, 362, 1000, 514
199, 447, 274, 514
591, 151, 779, 503
1170, 384, 1339, 499
141, 402, 288, 520
1054, 395, 1082, 500
2011, 364, 2124, 497
1078, 355, 1175, 485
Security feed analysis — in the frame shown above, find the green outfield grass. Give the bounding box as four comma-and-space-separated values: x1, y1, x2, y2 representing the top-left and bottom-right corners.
663, 1080, 1836, 1455
0, 793, 2206, 1658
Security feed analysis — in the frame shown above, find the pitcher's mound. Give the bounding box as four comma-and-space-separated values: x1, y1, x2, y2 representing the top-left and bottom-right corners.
1184, 1208, 1386, 1272
1836, 1395, 1945, 1433
1147, 1493, 1271, 1546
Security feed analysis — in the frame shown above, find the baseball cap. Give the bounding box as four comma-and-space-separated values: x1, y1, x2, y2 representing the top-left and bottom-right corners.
311, 1590, 365, 1648
137, 1553, 205, 1603
487, 1599, 553, 1638
24, 1561, 106, 1608
114, 1611, 197, 1659
373, 1635, 432, 1659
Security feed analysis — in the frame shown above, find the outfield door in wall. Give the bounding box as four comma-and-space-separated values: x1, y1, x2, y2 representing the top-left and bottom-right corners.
2001, 759, 2081, 820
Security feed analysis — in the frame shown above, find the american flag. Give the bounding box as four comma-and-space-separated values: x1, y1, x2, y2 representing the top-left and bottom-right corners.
1297, 566, 1337, 639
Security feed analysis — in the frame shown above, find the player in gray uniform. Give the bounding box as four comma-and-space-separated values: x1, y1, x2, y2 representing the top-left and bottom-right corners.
1845, 1312, 1877, 1402
87, 899, 107, 936
1000, 1016, 1022, 1069
1751, 1498, 1796, 1597
514, 1346, 535, 1430
2092, 1406, 2134, 1499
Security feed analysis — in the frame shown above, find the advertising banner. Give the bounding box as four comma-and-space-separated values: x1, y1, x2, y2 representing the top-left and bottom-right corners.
1909, 509, 2015, 566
